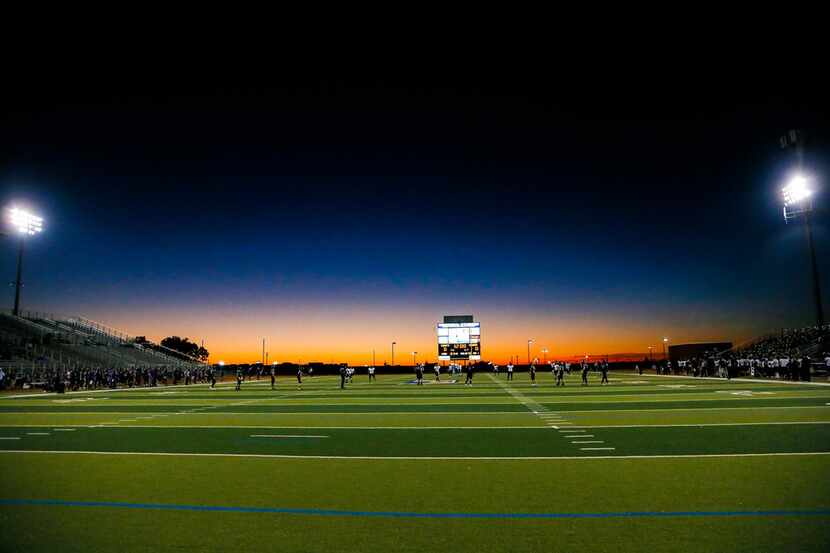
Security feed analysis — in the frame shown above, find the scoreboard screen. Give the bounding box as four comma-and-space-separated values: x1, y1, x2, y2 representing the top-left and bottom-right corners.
437, 321, 480, 360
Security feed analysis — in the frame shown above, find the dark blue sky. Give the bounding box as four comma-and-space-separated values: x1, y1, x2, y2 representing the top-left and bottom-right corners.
2, 77, 829, 360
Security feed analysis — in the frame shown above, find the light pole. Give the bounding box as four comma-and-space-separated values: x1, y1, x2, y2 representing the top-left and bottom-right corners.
392, 341, 396, 366
662, 337, 669, 360
781, 169, 824, 327
648, 346, 654, 361
541, 348, 549, 365
527, 339, 533, 365
412, 351, 417, 366
7, 207, 44, 317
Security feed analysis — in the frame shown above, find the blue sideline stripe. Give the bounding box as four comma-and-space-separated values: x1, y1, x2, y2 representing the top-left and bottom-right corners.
1, 499, 829, 519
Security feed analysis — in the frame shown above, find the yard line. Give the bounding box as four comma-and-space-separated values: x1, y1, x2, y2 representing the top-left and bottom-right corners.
643, 374, 830, 387
250, 434, 330, 439
1, 379, 241, 399
568, 421, 830, 429
572, 441, 604, 444
0, 411, 552, 416
26, 432, 50, 436
0, 424, 547, 430
580, 447, 616, 451
486, 374, 548, 414
52, 428, 75, 432
559, 429, 581, 433
3, 450, 829, 460
0, 437, 21, 440
536, 405, 830, 414
565, 435, 594, 438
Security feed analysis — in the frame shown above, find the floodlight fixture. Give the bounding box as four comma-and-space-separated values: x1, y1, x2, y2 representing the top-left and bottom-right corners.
6, 205, 45, 316
782, 174, 812, 206
8, 207, 44, 236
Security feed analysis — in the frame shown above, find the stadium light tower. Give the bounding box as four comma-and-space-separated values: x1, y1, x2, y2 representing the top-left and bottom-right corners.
662, 337, 669, 360
392, 341, 396, 366
648, 346, 654, 361
541, 347, 549, 364
527, 339, 533, 365
6, 207, 44, 316
411, 351, 417, 366
781, 171, 824, 327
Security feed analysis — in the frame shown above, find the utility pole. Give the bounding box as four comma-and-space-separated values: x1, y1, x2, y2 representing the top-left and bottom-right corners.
392, 341, 396, 366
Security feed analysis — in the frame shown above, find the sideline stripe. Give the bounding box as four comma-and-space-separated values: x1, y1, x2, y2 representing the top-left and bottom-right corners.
0, 498, 828, 519
1, 450, 829, 461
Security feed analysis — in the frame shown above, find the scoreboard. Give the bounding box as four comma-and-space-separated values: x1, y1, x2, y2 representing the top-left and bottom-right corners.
437, 318, 480, 360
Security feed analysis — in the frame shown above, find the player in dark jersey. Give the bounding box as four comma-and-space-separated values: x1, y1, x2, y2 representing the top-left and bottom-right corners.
465, 363, 474, 386
581, 363, 589, 386
600, 362, 609, 385
296, 367, 303, 390
270, 367, 276, 390
235, 369, 242, 391
339, 366, 346, 389
529, 363, 537, 386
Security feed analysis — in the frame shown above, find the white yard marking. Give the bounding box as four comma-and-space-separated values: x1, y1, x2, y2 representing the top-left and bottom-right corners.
52, 428, 75, 432
568, 421, 830, 429
580, 447, 616, 451
572, 440, 604, 444
644, 374, 830, 387
2, 379, 237, 399
566, 435, 594, 438
486, 374, 548, 414
26, 432, 50, 436
6, 450, 829, 460
52, 398, 98, 403
0, 437, 21, 440
249, 434, 329, 439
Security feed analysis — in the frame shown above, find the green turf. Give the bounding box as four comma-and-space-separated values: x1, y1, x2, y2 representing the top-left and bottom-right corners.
1, 372, 829, 551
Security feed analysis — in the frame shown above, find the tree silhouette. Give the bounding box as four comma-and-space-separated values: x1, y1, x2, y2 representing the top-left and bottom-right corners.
160, 336, 209, 361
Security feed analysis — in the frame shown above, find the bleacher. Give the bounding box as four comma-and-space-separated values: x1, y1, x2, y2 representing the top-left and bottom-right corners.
730, 325, 830, 361
0, 310, 205, 371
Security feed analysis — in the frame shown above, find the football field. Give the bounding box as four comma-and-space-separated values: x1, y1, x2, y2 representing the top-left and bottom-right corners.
1, 371, 829, 552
